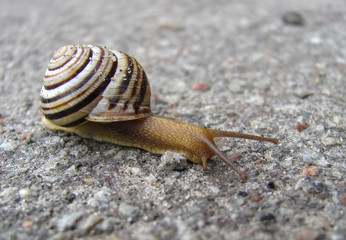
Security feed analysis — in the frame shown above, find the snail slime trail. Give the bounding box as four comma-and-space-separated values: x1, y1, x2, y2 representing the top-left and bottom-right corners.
40, 45, 278, 181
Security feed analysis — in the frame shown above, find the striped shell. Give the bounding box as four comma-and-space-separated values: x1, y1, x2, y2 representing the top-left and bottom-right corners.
40, 45, 152, 127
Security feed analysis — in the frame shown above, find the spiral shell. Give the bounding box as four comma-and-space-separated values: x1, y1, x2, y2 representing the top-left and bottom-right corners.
40, 45, 152, 127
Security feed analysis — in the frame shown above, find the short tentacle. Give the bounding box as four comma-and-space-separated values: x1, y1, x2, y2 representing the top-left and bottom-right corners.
200, 138, 249, 181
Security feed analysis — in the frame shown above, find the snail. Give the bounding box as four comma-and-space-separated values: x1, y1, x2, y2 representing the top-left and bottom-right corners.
40, 44, 278, 181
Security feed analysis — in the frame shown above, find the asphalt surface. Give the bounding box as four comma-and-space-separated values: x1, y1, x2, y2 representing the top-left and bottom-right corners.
0, 0, 345, 239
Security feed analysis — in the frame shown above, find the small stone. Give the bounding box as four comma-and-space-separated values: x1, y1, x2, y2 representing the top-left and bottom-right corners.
294, 123, 309, 132
311, 215, 330, 231
338, 195, 346, 206
18, 188, 32, 199
301, 167, 319, 177
80, 214, 103, 233
321, 137, 337, 146
57, 212, 84, 232
145, 174, 158, 185
316, 158, 330, 167
192, 83, 210, 91
129, 167, 141, 175
87, 188, 112, 208
143, 211, 160, 222
295, 228, 324, 240
207, 185, 220, 194
332, 116, 343, 125
0, 187, 18, 203
260, 213, 276, 225
295, 178, 329, 199
64, 165, 77, 175
64, 192, 76, 203
282, 157, 293, 168
23, 220, 36, 228
282, 11, 305, 26
249, 194, 262, 202
310, 36, 322, 45
197, 220, 205, 229
235, 198, 245, 206
118, 202, 140, 219
159, 151, 188, 173
0, 141, 18, 151
301, 149, 320, 164
44, 136, 65, 147
83, 178, 95, 184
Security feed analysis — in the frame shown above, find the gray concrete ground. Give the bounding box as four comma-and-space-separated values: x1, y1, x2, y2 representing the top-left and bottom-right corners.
0, 0, 345, 239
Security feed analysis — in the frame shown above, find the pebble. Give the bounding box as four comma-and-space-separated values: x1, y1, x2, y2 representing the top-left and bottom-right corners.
301, 149, 321, 164
145, 174, 158, 185
18, 188, 32, 199
129, 167, 141, 175
64, 165, 77, 175
118, 202, 140, 220
42, 175, 58, 183
44, 136, 65, 148
282, 157, 293, 168
68, 145, 88, 158
311, 215, 330, 231
295, 228, 324, 240
295, 178, 329, 199
159, 151, 188, 173
64, 192, 76, 203
57, 212, 84, 232
330, 229, 346, 240
207, 185, 220, 194
0, 187, 18, 203
338, 195, 346, 206
321, 137, 337, 146
310, 36, 322, 45
22, 220, 36, 228
87, 188, 112, 208
294, 123, 309, 132
282, 11, 305, 26
0, 141, 18, 151
301, 167, 319, 177
332, 116, 343, 125
192, 83, 210, 91
80, 214, 103, 233
316, 158, 331, 167
260, 213, 276, 225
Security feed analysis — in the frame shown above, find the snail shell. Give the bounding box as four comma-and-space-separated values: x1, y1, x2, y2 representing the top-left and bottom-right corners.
40, 45, 152, 127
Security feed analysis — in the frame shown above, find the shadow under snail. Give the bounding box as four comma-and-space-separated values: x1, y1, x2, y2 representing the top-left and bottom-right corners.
40, 44, 278, 181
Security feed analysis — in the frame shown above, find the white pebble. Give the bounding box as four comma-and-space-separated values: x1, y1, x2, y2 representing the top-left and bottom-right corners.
322, 137, 337, 146
310, 36, 322, 44
129, 167, 141, 175
145, 174, 157, 185
316, 158, 331, 167
0, 141, 18, 151
208, 185, 220, 194
118, 202, 140, 218
57, 212, 84, 232
18, 188, 32, 199
80, 214, 103, 232
0, 187, 17, 203
332, 116, 343, 125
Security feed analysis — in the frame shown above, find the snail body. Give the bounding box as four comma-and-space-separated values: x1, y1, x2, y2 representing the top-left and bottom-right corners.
40, 45, 278, 181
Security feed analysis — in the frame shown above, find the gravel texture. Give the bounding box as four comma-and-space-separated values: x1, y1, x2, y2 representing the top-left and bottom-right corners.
0, 0, 345, 239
